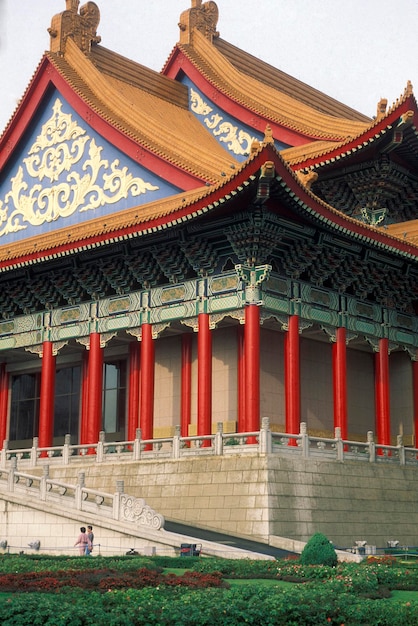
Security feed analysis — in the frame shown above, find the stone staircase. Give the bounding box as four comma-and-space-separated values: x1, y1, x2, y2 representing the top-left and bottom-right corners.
0, 460, 274, 560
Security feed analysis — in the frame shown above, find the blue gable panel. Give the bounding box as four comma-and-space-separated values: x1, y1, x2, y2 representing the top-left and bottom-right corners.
181, 76, 289, 160
0, 91, 181, 246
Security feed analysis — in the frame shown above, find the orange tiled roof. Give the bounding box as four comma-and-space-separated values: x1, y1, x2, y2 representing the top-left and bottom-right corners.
3, 138, 417, 270
0, 185, 213, 267
281, 140, 342, 166
177, 29, 370, 142
284, 82, 417, 168
213, 38, 370, 123
48, 38, 238, 185
386, 220, 418, 246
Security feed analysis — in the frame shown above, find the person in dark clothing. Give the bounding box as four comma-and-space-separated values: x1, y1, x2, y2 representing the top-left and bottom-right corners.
85, 525, 94, 555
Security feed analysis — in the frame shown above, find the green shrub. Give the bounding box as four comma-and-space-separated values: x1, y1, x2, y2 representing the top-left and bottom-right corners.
300, 532, 337, 567
2, 557, 418, 624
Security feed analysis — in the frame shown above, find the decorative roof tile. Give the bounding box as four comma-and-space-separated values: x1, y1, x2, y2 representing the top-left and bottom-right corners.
50, 39, 237, 184
213, 38, 370, 123
176, 30, 370, 141
287, 82, 418, 169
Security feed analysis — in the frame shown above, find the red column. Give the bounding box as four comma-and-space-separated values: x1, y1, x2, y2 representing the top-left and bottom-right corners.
0, 364, 9, 449
413, 360, 418, 448
140, 323, 154, 443
85, 333, 103, 445
237, 325, 246, 432
245, 304, 260, 436
127, 341, 141, 441
375, 338, 391, 446
285, 315, 300, 441
333, 327, 348, 440
197, 313, 212, 442
181, 334, 192, 438
80, 351, 89, 445
38, 341, 56, 450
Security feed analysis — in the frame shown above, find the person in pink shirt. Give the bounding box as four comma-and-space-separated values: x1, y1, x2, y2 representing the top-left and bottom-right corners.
74, 526, 91, 556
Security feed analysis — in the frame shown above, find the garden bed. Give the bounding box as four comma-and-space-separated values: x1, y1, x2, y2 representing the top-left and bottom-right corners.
0, 554, 418, 624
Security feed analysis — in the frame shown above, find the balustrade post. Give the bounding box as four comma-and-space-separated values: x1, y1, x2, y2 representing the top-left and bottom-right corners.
334, 426, 344, 462
113, 480, 124, 520
75, 471, 85, 510
133, 428, 142, 461
259, 417, 272, 454
30, 437, 39, 467
397, 434, 405, 466
300, 422, 309, 458
8, 457, 17, 492
173, 425, 181, 459
96, 431, 105, 464
367, 431, 376, 463
63, 434, 71, 465
40, 465, 49, 501
1, 440, 8, 469
214, 422, 223, 456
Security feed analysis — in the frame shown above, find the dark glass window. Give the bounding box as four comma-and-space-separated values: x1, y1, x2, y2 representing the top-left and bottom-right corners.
9, 373, 40, 443
102, 361, 126, 437
54, 366, 81, 439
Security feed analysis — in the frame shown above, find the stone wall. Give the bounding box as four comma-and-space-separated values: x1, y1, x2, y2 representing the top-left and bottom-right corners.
267, 455, 418, 548
49, 455, 271, 540
46, 453, 418, 549
0, 493, 175, 557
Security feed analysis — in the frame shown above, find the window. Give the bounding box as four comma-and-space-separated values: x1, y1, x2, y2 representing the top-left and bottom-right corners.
54, 365, 81, 439
102, 361, 126, 437
9, 373, 40, 443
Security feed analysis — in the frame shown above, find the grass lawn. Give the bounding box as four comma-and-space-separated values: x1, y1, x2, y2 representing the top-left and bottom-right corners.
390, 590, 418, 602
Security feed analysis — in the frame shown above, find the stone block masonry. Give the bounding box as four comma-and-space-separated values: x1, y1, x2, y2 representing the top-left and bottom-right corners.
46, 453, 418, 549
0, 495, 174, 557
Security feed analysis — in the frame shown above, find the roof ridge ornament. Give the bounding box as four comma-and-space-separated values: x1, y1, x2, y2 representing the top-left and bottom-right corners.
262, 125, 275, 146
48, 1, 101, 56
179, 1, 219, 45
298, 170, 318, 190
405, 80, 413, 97
375, 98, 388, 122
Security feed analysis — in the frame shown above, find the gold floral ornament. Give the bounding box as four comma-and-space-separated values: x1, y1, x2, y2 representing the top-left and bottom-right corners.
190, 88, 257, 156
0, 98, 159, 238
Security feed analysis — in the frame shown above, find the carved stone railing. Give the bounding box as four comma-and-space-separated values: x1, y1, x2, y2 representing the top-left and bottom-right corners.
0, 459, 164, 531
1, 420, 417, 470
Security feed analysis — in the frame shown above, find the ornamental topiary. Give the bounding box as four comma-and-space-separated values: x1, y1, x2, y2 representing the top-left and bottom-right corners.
300, 532, 338, 567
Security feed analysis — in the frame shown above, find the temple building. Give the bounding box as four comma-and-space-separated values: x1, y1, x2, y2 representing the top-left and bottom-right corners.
1, 0, 418, 462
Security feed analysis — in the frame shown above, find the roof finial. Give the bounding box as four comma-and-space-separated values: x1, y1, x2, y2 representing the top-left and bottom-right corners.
298, 170, 318, 190
375, 98, 387, 121
179, 1, 219, 45
405, 80, 413, 97
263, 125, 274, 146
66, 0, 80, 11
48, 1, 101, 56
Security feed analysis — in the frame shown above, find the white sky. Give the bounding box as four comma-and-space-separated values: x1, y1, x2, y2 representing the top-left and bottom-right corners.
0, 0, 417, 133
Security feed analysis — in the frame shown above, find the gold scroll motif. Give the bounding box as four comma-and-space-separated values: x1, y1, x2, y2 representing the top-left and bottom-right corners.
190, 88, 257, 156
0, 98, 159, 238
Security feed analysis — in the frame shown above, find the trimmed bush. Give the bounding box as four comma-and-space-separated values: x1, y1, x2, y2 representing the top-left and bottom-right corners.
300, 532, 338, 567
